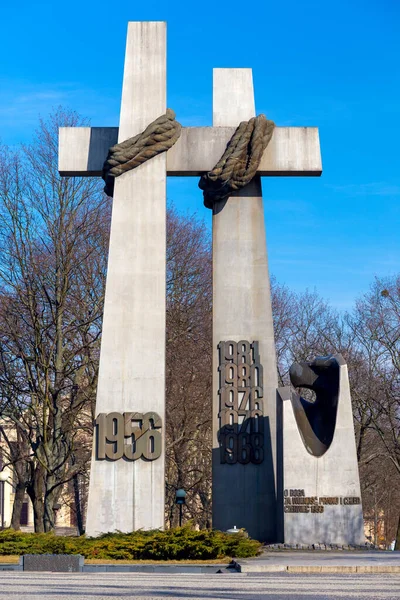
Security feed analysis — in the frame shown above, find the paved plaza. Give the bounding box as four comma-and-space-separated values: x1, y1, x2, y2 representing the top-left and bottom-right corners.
0, 572, 400, 600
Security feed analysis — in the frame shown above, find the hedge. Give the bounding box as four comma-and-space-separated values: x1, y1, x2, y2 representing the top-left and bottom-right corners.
0, 526, 261, 560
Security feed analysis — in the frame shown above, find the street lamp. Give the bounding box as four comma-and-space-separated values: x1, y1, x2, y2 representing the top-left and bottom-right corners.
175, 488, 186, 527
0, 471, 10, 530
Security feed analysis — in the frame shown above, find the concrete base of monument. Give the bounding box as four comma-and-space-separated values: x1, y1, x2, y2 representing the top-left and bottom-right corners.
278, 355, 364, 546
233, 551, 400, 573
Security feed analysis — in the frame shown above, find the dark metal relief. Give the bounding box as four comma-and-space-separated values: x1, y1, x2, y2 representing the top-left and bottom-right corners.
289, 355, 340, 457
95, 412, 162, 461
218, 340, 264, 465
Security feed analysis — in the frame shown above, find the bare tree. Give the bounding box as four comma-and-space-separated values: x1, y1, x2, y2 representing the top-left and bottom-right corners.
271, 281, 347, 384
345, 277, 400, 547
0, 109, 109, 531
165, 207, 212, 528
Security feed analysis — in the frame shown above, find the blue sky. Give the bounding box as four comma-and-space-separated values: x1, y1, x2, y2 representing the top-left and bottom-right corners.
0, 0, 399, 310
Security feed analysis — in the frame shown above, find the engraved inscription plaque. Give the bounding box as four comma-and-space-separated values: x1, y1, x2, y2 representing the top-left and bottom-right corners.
218, 340, 264, 464
283, 488, 361, 513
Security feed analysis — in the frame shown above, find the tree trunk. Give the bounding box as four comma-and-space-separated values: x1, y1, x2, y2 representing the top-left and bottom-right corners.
395, 515, 400, 551
26, 465, 45, 533
31, 497, 45, 533
43, 483, 57, 532
73, 473, 84, 535
10, 482, 26, 530
356, 423, 366, 462
43, 504, 55, 532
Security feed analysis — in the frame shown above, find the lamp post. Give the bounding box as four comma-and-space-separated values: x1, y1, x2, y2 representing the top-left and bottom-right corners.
0, 471, 10, 530
175, 488, 186, 527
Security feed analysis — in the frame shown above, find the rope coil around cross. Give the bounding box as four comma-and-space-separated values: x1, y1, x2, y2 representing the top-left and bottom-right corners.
102, 110, 275, 206
199, 114, 275, 209
102, 108, 182, 197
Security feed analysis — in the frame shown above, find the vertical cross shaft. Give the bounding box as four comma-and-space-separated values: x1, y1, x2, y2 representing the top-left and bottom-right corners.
212, 69, 279, 541
85, 22, 166, 536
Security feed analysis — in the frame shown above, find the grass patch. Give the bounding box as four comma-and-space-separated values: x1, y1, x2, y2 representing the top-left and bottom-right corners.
0, 526, 261, 560
0, 555, 19, 563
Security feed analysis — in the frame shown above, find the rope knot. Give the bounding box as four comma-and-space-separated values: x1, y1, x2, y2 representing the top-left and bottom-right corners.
199, 114, 275, 209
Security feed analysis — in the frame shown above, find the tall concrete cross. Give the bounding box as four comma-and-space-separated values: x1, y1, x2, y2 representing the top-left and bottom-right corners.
59, 21, 322, 539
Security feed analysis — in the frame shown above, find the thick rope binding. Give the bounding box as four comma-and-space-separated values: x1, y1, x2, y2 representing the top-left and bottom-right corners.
102, 108, 182, 197
199, 114, 275, 209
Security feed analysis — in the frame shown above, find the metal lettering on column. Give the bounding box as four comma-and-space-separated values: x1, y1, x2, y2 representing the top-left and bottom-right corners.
95, 412, 162, 461
218, 340, 264, 464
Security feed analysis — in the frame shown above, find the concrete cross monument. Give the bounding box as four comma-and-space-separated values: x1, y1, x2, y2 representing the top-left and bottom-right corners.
59, 21, 322, 540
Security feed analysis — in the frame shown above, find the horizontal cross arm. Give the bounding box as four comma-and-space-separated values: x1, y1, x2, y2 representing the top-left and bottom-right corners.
58, 126, 322, 177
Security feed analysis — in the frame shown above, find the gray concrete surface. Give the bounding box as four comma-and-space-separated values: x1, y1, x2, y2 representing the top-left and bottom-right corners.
211, 68, 279, 542
280, 357, 364, 545
236, 551, 400, 573
81, 564, 229, 573
84, 21, 167, 536
1, 571, 400, 599
59, 125, 322, 177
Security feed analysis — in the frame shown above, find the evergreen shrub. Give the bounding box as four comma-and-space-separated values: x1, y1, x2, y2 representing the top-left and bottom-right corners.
0, 526, 261, 560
